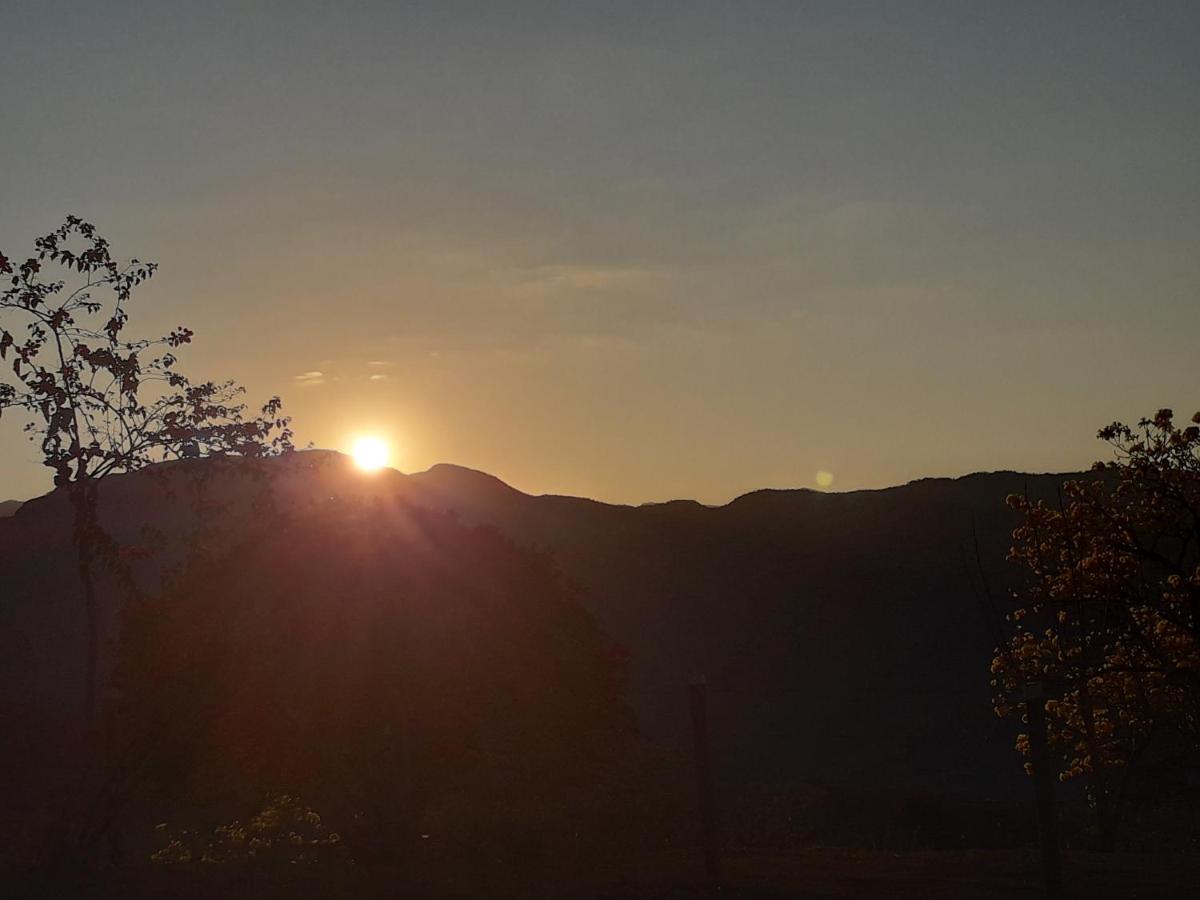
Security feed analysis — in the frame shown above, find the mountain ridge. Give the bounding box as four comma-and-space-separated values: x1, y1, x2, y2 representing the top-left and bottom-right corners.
0, 456, 1084, 514
0, 452, 1090, 810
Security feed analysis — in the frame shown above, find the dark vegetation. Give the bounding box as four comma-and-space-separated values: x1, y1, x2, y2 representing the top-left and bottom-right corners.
5, 453, 1199, 895
113, 496, 651, 882
995, 410, 1200, 854
3, 222, 1198, 895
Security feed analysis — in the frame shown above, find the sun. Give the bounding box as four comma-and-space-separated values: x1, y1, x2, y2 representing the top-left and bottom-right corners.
351, 436, 390, 472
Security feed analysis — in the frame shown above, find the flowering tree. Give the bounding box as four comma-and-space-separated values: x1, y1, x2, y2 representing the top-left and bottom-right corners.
0, 216, 294, 724
992, 408, 1200, 846
150, 793, 346, 866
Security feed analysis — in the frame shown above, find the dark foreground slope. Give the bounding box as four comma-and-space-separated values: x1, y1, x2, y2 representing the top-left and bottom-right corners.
0, 453, 1078, 832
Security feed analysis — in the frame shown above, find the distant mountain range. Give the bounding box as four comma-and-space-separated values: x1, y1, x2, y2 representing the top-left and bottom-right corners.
0, 499, 21, 517
0, 452, 1084, 815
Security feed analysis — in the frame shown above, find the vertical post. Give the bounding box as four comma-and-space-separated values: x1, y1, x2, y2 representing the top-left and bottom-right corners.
689, 679, 722, 896
1024, 684, 1063, 900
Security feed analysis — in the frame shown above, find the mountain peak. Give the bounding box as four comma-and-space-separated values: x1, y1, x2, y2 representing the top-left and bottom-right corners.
414, 463, 525, 495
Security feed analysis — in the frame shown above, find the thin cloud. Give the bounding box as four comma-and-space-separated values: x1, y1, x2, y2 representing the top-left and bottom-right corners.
293, 371, 326, 386
499, 263, 665, 295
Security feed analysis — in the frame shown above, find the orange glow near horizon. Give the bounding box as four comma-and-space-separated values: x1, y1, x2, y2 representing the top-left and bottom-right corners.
351, 436, 390, 472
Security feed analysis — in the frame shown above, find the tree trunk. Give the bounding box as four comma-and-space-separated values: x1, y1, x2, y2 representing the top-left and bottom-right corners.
1026, 698, 1064, 900
76, 535, 98, 724
1077, 686, 1118, 851
70, 479, 101, 725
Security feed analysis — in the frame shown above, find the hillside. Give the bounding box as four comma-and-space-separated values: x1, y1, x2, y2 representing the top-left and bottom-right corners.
0, 453, 1083, 828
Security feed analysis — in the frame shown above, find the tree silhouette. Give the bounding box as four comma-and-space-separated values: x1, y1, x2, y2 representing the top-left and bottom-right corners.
110, 497, 637, 875
0, 217, 293, 725
993, 408, 1200, 847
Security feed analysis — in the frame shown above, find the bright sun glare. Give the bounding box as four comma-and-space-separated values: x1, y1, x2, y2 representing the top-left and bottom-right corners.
352, 437, 390, 472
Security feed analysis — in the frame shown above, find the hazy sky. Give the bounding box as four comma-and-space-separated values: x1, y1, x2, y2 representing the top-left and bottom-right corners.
2, 2, 1197, 504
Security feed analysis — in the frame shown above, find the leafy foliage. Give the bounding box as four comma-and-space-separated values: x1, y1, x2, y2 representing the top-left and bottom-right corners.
0, 216, 295, 730
0, 216, 293, 484
993, 408, 1200, 836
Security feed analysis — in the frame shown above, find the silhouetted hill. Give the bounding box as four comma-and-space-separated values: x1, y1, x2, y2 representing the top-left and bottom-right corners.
0, 453, 1086, 833
103, 498, 638, 869
0, 499, 20, 517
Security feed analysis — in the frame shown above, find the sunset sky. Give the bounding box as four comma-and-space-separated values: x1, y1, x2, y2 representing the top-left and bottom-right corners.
1, 2, 1197, 504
